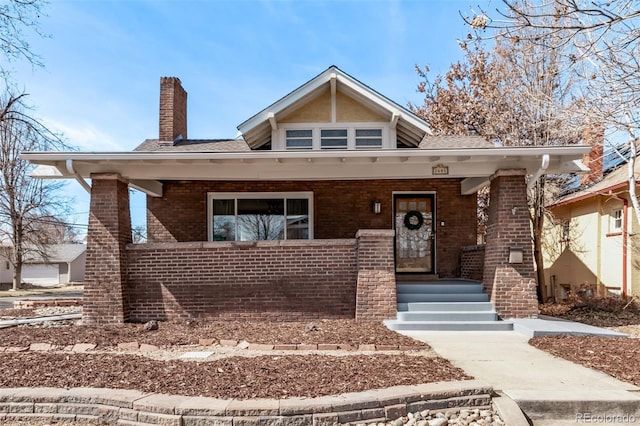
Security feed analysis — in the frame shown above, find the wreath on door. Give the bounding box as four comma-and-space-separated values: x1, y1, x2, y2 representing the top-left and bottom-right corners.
403, 210, 424, 230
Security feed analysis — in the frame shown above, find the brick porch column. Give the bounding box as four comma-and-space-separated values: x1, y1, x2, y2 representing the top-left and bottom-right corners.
84, 173, 132, 324
355, 229, 396, 321
483, 170, 538, 318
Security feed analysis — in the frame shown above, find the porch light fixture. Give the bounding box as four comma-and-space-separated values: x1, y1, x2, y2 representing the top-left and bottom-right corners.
511, 206, 518, 216
372, 201, 381, 214
508, 247, 523, 264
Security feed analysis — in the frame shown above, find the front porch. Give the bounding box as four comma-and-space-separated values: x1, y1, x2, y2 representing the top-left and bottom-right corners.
81, 169, 540, 324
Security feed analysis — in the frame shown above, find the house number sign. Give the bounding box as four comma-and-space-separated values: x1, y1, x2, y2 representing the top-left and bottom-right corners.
432, 164, 449, 175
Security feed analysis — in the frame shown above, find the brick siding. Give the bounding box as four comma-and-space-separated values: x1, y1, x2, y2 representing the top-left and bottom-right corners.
147, 179, 477, 278
84, 174, 132, 324
460, 245, 485, 281
355, 230, 396, 321
126, 240, 358, 321
483, 170, 538, 318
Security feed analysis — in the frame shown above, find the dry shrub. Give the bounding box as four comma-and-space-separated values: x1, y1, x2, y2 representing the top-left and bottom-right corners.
539, 290, 640, 327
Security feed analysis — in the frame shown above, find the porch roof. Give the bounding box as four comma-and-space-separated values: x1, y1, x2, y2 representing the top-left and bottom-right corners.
23, 145, 590, 197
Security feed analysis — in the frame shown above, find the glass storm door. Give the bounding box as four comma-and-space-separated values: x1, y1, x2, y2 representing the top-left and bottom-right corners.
394, 195, 435, 273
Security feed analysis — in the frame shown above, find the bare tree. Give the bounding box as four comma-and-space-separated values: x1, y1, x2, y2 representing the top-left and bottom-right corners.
238, 214, 284, 241
0, 89, 70, 290
0, 0, 47, 76
465, 0, 640, 226
410, 31, 582, 301
132, 224, 147, 244
31, 215, 82, 244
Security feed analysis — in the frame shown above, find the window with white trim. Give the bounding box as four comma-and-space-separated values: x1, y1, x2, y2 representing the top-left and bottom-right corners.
355, 128, 382, 149
209, 192, 313, 241
285, 129, 312, 150
611, 208, 623, 233
321, 129, 348, 149
276, 124, 388, 150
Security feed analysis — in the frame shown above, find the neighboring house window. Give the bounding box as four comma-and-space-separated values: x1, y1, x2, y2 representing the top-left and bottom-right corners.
320, 129, 348, 149
285, 129, 312, 150
209, 192, 313, 241
355, 128, 383, 149
561, 219, 571, 242
611, 208, 623, 233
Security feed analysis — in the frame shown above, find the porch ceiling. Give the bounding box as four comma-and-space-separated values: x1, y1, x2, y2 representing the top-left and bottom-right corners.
23, 145, 590, 196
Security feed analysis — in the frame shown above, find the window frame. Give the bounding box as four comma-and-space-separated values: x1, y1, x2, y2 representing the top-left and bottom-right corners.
274, 122, 390, 150
207, 192, 314, 241
611, 208, 623, 233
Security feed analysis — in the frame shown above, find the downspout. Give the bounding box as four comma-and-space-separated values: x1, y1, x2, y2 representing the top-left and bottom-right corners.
527, 154, 550, 190
610, 191, 629, 298
65, 159, 91, 193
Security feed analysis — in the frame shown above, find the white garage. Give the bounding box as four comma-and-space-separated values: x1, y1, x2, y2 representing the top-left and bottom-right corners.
22, 264, 60, 286
20, 244, 87, 287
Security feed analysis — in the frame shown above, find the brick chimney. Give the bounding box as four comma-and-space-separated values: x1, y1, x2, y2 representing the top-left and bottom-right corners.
581, 124, 604, 186
159, 77, 187, 141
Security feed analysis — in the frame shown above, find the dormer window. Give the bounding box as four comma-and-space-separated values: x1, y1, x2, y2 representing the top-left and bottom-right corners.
285, 130, 313, 150
355, 129, 382, 149
275, 124, 389, 150
321, 129, 348, 149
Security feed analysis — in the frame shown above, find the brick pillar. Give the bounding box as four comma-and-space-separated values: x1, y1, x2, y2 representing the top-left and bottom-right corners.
84, 173, 132, 324
355, 229, 396, 321
483, 170, 538, 319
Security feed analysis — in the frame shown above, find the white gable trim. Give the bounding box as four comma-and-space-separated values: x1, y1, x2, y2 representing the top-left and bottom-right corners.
237, 66, 431, 148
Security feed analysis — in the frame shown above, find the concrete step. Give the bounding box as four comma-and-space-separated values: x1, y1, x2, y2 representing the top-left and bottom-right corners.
396, 283, 484, 294
397, 310, 498, 322
402, 302, 495, 312
384, 319, 514, 331
504, 390, 640, 422
397, 293, 489, 303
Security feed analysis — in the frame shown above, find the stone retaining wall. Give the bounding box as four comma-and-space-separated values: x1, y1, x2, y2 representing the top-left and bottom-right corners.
0, 381, 492, 425
13, 298, 82, 309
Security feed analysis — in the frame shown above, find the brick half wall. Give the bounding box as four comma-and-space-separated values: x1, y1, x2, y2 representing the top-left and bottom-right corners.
126, 240, 358, 321
460, 245, 485, 281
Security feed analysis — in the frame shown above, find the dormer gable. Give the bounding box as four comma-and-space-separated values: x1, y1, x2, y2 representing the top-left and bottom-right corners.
237, 66, 431, 150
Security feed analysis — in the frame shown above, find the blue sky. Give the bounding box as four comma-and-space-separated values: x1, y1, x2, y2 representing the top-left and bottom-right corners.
14, 0, 494, 236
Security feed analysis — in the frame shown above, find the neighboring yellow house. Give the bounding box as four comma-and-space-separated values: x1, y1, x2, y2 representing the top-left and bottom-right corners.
543, 147, 640, 300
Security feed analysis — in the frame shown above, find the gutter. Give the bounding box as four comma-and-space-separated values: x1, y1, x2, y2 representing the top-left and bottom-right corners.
22, 145, 592, 163
527, 154, 550, 190
65, 159, 91, 194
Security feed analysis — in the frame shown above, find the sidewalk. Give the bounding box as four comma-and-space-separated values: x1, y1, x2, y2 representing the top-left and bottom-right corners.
398, 330, 640, 424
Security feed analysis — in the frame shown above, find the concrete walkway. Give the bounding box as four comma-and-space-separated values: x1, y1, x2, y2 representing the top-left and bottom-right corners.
398, 330, 640, 424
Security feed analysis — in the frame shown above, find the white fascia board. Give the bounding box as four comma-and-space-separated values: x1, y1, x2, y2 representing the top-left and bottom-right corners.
333, 71, 431, 135
21, 145, 592, 165
236, 66, 432, 138
237, 67, 336, 135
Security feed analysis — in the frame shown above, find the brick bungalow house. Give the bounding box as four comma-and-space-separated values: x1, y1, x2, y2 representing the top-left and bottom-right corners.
23, 66, 590, 324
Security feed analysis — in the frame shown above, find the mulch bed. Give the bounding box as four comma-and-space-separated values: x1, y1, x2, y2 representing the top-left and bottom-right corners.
530, 335, 640, 387
0, 319, 428, 348
0, 318, 469, 400
0, 352, 469, 399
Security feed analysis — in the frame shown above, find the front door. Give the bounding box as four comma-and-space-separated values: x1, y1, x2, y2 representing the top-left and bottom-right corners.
394, 194, 435, 273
